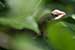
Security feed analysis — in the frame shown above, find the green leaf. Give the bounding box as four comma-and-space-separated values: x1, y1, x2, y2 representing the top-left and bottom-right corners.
63, 17, 75, 32
72, 14, 75, 20
9, 32, 51, 50
0, 0, 44, 33
45, 21, 75, 50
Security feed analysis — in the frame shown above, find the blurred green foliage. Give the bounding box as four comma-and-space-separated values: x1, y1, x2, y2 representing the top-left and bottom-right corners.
9, 31, 51, 50
0, 0, 75, 50
45, 21, 75, 50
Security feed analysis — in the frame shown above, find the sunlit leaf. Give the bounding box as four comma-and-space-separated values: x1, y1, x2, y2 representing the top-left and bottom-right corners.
45, 21, 75, 50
